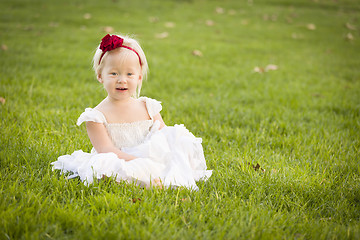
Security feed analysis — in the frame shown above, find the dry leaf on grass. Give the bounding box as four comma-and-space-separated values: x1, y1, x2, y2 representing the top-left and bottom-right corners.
192, 50, 203, 57
155, 32, 169, 39
206, 20, 215, 26
253, 66, 265, 73
215, 7, 224, 14
83, 13, 92, 20
307, 23, 316, 30
346, 32, 354, 41
149, 16, 159, 23
312, 93, 323, 98
1, 44, 8, 51
228, 9, 237, 15
130, 198, 141, 203
254, 64, 278, 73
103, 26, 114, 33
263, 14, 278, 22
48, 22, 59, 27
0, 97, 5, 104
345, 22, 356, 30
165, 22, 175, 28
291, 33, 304, 39
23, 25, 34, 31
247, 162, 265, 172
241, 20, 249, 25
265, 64, 278, 71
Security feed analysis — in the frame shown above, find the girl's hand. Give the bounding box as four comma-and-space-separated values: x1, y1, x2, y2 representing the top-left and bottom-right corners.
116, 151, 137, 161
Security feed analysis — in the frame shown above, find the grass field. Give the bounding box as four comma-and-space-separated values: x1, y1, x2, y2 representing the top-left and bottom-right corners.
1, 0, 360, 239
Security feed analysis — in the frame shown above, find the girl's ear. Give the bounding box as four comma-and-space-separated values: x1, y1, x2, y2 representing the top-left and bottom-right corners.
138, 74, 143, 84
97, 74, 103, 83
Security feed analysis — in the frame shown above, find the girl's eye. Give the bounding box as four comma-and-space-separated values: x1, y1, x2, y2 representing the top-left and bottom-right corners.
127, 73, 133, 76
110, 72, 117, 76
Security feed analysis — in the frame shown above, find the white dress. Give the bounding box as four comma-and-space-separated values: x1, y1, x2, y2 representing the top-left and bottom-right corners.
51, 97, 212, 190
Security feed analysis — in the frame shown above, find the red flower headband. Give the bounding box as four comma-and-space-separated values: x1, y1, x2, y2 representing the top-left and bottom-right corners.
98, 34, 142, 66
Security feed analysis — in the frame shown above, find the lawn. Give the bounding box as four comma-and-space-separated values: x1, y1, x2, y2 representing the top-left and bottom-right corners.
1, 0, 360, 239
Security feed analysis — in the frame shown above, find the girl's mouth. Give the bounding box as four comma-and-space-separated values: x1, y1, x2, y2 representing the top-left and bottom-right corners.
116, 87, 128, 91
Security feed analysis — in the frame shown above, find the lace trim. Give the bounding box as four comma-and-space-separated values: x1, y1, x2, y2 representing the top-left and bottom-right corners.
105, 119, 153, 126
105, 120, 154, 148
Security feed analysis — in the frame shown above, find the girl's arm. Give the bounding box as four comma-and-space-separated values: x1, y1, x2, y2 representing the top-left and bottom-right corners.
153, 113, 166, 129
85, 121, 137, 161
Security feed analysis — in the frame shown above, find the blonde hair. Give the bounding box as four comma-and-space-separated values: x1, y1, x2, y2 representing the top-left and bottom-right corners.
92, 34, 149, 98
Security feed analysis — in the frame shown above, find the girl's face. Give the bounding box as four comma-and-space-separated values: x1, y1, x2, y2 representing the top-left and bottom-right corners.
98, 49, 142, 102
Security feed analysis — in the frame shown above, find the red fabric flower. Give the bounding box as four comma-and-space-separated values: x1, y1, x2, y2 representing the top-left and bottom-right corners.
98, 34, 142, 66
100, 34, 124, 52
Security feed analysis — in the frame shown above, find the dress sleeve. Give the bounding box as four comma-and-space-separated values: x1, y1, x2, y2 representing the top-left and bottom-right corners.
142, 97, 162, 119
76, 108, 107, 126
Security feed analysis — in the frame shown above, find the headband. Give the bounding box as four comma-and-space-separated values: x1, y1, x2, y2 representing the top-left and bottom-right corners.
98, 34, 142, 66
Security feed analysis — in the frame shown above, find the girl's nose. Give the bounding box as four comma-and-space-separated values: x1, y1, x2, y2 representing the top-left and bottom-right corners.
117, 76, 126, 83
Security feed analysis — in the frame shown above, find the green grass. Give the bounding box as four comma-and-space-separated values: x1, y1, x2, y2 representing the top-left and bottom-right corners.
1, 0, 360, 239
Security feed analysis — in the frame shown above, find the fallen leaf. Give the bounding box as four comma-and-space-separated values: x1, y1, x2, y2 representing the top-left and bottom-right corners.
241, 19, 249, 25
247, 162, 265, 172
346, 32, 354, 41
253, 66, 265, 73
165, 22, 175, 28
307, 23, 316, 30
228, 9, 237, 15
155, 32, 169, 39
23, 25, 34, 31
48, 22, 59, 27
291, 33, 303, 39
311, 93, 323, 98
0, 97, 5, 104
103, 26, 114, 33
270, 14, 278, 21
262, 14, 277, 21
130, 198, 141, 203
149, 16, 159, 23
192, 50, 203, 57
265, 64, 278, 71
1, 44, 8, 51
83, 13, 92, 20
345, 22, 356, 30
205, 20, 215, 26
290, 12, 298, 18
215, 7, 224, 14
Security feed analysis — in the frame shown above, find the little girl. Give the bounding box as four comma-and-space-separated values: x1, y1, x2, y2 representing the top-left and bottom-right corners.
51, 34, 212, 190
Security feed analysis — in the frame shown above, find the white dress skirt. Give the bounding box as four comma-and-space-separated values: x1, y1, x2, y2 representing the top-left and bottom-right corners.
51, 97, 212, 190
